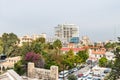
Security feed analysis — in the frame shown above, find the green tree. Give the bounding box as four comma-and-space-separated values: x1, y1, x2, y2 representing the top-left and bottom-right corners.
20, 38, 45, 56
64, 49, 75, 69
20, 42, 32, 57
14, 60, 26, 75
14, 52, 45, 75
31, 41, 42, 54
104, 42, 117, 51
1, 33, 20, 57
108, 47, 120, 80
74, 55, 82, 66
76, 50, 89, 63
68, 74, 77, 80
36, 37, 46, 43
99, 57, 108, 67
0, 39, 3, 53
53, 39, 62, 55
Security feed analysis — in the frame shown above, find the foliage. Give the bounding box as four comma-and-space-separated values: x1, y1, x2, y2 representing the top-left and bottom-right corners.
35, 37, 46, 43
63, 49, 75, 69
68, 74, 77, 80
106, 60, 114, 68
14, 51, 45, 75
104, 42, 117, 51
106, 38, 120, 80
14, 60, 26, 75
53, 39, 62, 49
76, 50, 89, 63
1, 33, 20, 57
25, 52, 44, 68
0, 39, 3, 53
108, 47, 120, 80
44, 52, 63, 70
25, 52, 40, 62
31, 41, 42, 54
99, 57, 108, 67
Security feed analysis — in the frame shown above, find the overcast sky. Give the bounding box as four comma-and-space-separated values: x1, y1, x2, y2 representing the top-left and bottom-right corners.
0, 0, 120, 42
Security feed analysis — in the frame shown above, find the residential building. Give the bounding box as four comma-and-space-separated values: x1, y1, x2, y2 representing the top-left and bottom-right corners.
89, 48, 115, 61
89, 48, 106, 61
19, 35, 33, 46
46, 37, 69, 47
19, 33, 46, 46
32, 33, 46, 40
105, 52, 115, 61
0, 56, 21, 73
54, 24, 79, 42
81, 36, 92, 46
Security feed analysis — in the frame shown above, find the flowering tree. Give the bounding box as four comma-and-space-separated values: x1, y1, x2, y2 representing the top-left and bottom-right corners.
25, 52, 44, 68
25, 52, 40, 62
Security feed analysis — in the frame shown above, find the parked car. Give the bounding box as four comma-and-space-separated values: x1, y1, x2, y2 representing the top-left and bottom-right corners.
86, 75, 93, 80
68, 69, 74, 74
77, 73, 83, 78
80, 64, 86, 68
104, 69, 111, 74
93, 77, 101, 80
59, 70, 69, 78
86, 60, 92, 65
73, 68, 78, 72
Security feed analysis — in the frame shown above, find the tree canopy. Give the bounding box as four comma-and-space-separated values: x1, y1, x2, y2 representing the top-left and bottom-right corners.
0, 33, 20, 57
76, 50, 89, 63
107, 38, 120, 80
99, 57, 108, 67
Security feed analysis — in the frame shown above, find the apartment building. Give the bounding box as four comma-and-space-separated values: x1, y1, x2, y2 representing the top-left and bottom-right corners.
54, 24, 79, 42
19, 33, 46, 46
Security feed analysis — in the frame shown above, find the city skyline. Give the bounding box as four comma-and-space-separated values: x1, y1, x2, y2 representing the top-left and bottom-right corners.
0, 0, 120, 42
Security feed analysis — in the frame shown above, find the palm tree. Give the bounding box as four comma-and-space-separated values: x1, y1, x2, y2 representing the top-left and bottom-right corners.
53, 39, 62, 55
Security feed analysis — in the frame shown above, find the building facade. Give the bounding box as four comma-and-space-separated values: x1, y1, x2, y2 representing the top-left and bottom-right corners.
81, 36, 92, 46
19, 33, 46, 46
54, 24, 79, 42
0, 56, 21, 73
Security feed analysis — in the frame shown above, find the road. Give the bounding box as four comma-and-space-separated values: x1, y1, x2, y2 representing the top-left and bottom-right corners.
59, 64, 92, 80
73, 64, 91, 76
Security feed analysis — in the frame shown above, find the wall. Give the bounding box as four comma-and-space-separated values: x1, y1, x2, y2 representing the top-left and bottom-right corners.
27, 62, 58, 80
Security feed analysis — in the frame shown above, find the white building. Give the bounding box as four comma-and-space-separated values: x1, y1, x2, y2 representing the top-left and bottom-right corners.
89, 49, 115, 61
81, 36, 92, 46
32, 33, 46, 40
54, 24, 79, 42
19, 33, 46, 46
88, 48, 106, 61
19, 35, 33, 46
105, 52, 115, 61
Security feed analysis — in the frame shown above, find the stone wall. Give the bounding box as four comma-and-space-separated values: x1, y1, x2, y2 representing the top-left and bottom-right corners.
27, 62, 58, 80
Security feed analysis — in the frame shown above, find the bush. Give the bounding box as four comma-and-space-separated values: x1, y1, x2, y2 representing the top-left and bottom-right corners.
68, 74, 77, 80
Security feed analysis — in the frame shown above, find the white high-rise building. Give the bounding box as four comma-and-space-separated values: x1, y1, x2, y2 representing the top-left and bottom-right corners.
54, 24, 79, 42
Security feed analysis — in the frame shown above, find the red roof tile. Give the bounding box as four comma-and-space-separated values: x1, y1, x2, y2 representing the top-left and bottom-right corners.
92, 50, 106, 54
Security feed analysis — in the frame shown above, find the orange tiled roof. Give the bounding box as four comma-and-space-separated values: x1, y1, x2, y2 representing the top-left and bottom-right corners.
92, 50, 106, 54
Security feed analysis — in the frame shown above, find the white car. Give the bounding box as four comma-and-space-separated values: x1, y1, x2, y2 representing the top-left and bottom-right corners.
59, 70, 69, 78
86, 75, 93, 80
